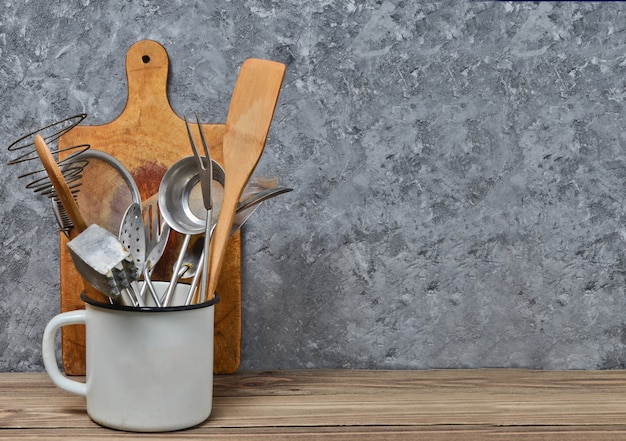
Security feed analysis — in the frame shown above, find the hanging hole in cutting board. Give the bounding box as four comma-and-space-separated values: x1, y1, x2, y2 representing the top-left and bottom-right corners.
142, 55, 150, 64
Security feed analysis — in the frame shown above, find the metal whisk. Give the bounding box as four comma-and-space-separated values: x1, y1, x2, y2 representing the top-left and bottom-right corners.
6, 114, 90, 233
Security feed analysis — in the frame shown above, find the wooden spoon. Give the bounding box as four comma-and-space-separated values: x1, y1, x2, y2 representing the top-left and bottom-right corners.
34, 134, 109, 303
34, 134, 88, 232
204, 59, 286, 301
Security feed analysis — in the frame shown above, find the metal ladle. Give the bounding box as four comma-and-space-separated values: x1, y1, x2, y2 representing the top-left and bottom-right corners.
158, 156, 225, 236
158, 156, 225, 305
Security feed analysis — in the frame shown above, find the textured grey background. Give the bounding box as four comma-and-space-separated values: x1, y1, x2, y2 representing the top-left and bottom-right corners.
2, 1, 626, 371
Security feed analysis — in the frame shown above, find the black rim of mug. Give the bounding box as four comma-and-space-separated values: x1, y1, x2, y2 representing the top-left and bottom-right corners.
80, 291, 221, 312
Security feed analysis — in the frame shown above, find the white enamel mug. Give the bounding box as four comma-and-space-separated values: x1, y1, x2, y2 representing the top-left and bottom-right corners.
42, 281, 219, 432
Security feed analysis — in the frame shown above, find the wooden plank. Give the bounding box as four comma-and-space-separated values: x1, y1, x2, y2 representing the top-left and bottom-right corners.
213, 369, 626, 396
207, 393, 626, 427
5, 390, 626, 429
4, 370, 626, 440
3, 427, 626, 441
56, 39, 241, 375
0, 427, 492, 441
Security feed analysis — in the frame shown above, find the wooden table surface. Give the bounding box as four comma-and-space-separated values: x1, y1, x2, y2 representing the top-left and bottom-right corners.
2, 369, 626, 440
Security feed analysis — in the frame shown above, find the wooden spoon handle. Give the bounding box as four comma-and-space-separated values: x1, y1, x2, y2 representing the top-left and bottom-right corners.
34, 134, 89, 232
35, 135, 110, 303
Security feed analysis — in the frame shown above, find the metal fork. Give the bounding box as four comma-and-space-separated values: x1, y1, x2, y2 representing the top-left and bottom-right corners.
185, 113, 213, 304
141, 195, 171, 307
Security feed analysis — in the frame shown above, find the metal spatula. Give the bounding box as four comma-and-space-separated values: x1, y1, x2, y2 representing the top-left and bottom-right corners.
119, 203, 146, 306
67, 224, 140, 305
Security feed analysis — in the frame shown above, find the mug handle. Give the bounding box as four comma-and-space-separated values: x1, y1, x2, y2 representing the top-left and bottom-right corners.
42, 310, 87, 397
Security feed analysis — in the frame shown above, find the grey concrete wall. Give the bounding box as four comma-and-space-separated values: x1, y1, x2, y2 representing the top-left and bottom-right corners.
2, 1, 626, 371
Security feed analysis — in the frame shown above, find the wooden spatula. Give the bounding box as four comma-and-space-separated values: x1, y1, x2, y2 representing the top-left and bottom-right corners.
205, 59, 286, 301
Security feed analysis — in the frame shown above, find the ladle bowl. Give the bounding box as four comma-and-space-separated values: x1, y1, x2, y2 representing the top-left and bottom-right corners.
158, 156, 225, 235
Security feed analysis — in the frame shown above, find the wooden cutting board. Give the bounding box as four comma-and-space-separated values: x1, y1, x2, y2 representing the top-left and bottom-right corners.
57, 39, 241, 375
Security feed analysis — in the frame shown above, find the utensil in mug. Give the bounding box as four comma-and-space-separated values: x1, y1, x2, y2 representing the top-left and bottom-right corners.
206, 58, 285, 301
184, 113, 213, 305
6, 114, 89, 219
42, 281, 220, 432
118, 203, 146, 307
66, 224, 139, 305
25, 134, 110, 304
140, 194, 171, 307
33, 134, 89, 232
158, 156, 225, 236
158, 157, 225, 306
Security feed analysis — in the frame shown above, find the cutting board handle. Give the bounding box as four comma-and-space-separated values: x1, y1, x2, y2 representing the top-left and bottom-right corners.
118, 40, 176, 126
